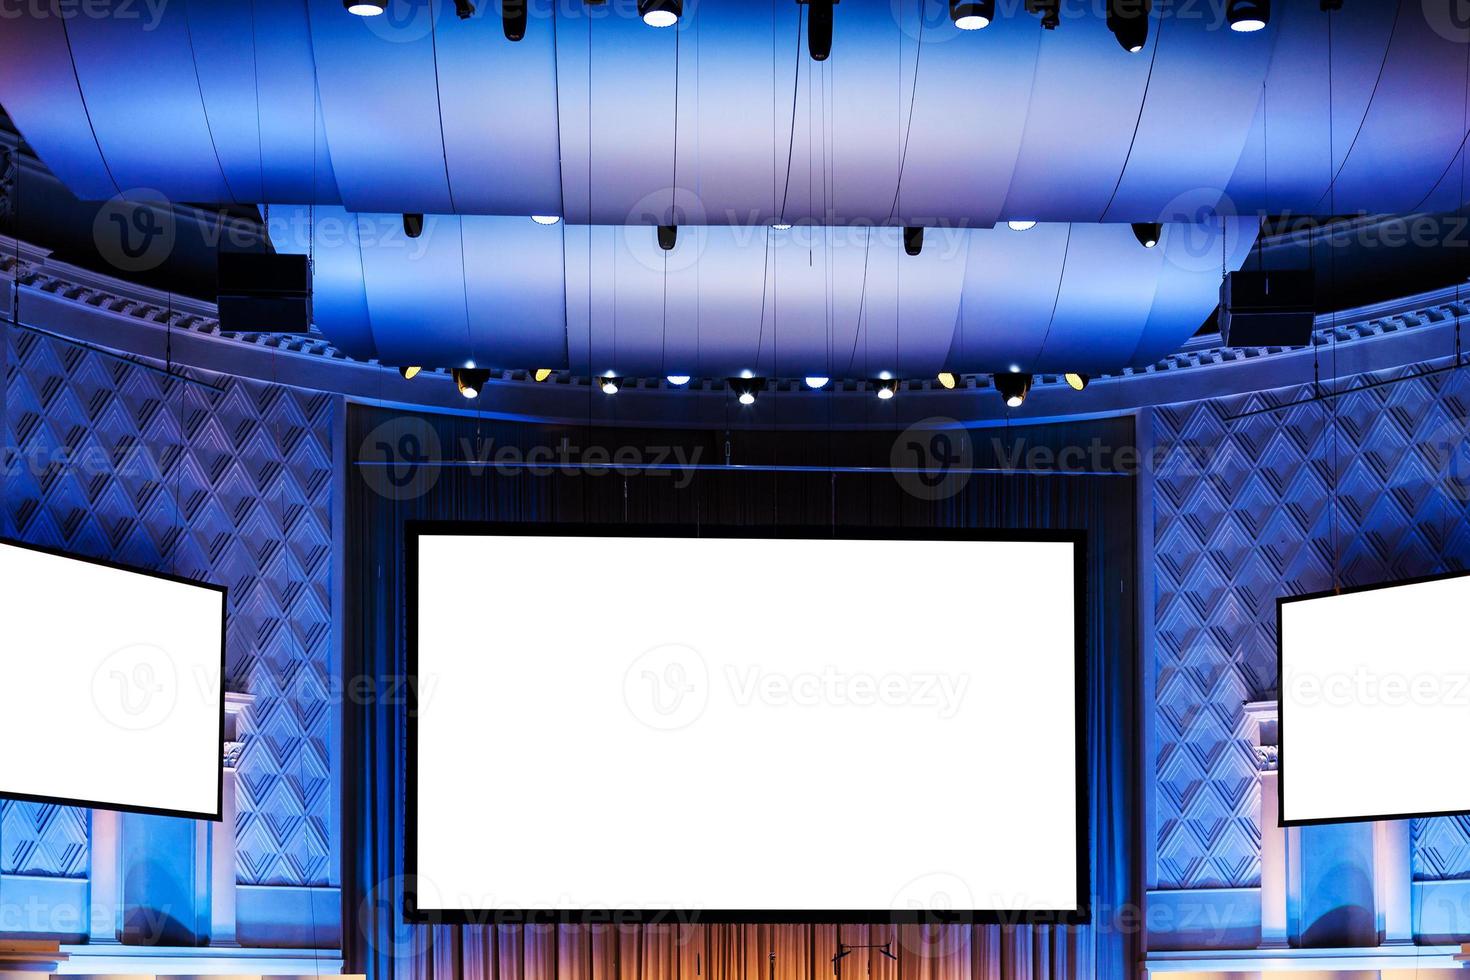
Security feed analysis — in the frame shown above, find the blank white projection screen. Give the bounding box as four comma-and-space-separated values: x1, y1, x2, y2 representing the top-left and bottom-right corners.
1280, 573, 1470, 825
0, 541, 225, 819
411, 531, 1083, 917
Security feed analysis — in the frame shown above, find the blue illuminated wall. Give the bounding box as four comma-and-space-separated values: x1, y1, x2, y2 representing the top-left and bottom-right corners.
0, 315, 341, 945
1146, 357, 1470, 945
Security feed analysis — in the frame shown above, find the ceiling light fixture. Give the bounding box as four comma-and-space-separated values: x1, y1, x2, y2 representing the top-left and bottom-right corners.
1065, 373, 1090, 391
950, 0, 994, 29
453, 368, 491, 399
772, 222, 793, 230
806, 0, 836, 60
994, 372, 1033, 408
600, 376, 622, 395
666, 374, 692, 386
1106, 0, 1150, 52
904, 226, 924, 257
874, 378, 899, 400
937, 372, 959, 390
533, 368, 554, 382
1007, 220, 1037, 231
1227, 0, 1268, 31
500, 0, 526, 39
398, 366, 422, 380
403, 213, 425, 239
1131, 222, 1162, 248
531, 215, 561, 225
805, 376, 830, 389
638, 0, 681, 27
344, 0, 386, 14
729, 377, 764, 405
657, 225, 678, 251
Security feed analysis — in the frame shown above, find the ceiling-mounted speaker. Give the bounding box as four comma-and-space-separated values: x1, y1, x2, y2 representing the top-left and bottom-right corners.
216, 252, 313, 334
904, 226, 924, 256
502, 0, 526, 39
657, 225, 678, 251
1219, 269, 1315, 348
806, 0, 835, 60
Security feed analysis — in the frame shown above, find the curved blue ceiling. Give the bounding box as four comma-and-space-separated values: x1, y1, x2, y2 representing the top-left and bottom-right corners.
0, 0, 1465, 224
273, 208, 1258, 375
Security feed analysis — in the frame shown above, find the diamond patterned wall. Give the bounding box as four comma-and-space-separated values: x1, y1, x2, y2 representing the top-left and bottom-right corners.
1151, 363, 1470, 889
0, 321, 337, 886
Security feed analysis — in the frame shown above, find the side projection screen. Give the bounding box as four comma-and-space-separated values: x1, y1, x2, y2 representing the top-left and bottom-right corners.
408, 525, 1087, 923
0, 539, 226, 820
1280, 570, 1470, 826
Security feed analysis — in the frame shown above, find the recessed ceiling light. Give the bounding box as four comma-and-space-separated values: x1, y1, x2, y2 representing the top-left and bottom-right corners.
344, 0, 386, 14
950, 0, 994, 29
531, 215, 561, 225
1008, 220, 1037, 232
638, 0, 681, 27
398, 366, 421, 380
874, 378, 899, 400
937, 372, 958, 390
1227, 0, 1268, 31
666, 375, 692, 386
805, 376, 830, 389
772, 222, 793, 231
600, 376, 622, 395
533, 368, 554, 382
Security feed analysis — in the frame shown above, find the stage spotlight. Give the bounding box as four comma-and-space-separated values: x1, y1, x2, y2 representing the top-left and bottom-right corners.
403, 213, 425, 239
729, 377, 764, 405
874, 378, 899, 400
937, 372, 959, 390
638, 0, 681, 27
344, 0, 386, 14
1107, 0, 1150, 52
398, 366, 422, 380
533, 368, 554, 382
1131, 222, 1162, 248
805, 376, 830, 389
453, 368, 491, 399
666, 374, 692, 386
994, 372, 1033, 408
599, 376, 622, 395
531, 215, 561, 225
1227, 0, 1268, 31
1008, 220, 1037, 231
657, 225, 678, 251
1065, 373, 1090, 391
904, 226, 924, 256
808, 0, 834, 60
950, 0, 993, 29
500, 0, 526, 39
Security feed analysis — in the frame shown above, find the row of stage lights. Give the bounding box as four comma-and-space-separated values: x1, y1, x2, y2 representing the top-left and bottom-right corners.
409, 365, 1091, 408
346, 0, 1281, 55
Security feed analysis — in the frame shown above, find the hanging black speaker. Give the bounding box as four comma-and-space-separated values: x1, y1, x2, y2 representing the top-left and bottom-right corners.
1219, 269, 1315, 348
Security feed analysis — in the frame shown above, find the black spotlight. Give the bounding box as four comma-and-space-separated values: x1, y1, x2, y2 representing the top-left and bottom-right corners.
1106, 0, 1150, 52
452, 367, 491, 399
1319, 0, 1341, 8
1065, 373, 1090, 391
904, 226, 924, 257
1131, 222, 1162, 248
344, 0, 387, 14
657, 225, 678, 251
1227, 0, 1269, 31
501, 0, 525, 39
1027, 0, 1060, 29
950, 0, 994, 29
403, 213, 425, 239
638, 0, 681, 27
599, 375, 623, 395
873, 377, 899, 400
728, 376, 764, 406
807, 0, 835, 61
994, 372, 1033, 408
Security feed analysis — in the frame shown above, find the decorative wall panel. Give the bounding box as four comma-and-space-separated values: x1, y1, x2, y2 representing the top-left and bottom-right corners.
1151, 363, 1470, 890
0, 321, 336, 887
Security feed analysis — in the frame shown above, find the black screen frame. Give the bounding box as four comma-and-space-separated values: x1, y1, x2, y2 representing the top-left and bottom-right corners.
404, 520, 1090, 926
0, 536, 228, 822
1277, 567, 1470, 828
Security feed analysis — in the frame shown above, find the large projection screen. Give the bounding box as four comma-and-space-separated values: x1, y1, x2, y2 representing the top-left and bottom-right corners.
0, 539, 226, 820
408, 524, 1087, 923
1279, 571, 1470, 826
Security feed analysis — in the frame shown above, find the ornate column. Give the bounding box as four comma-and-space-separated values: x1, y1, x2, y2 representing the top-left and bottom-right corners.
209, 691, 254, 947
1243, 700, 1288, 949
86, 810, 123, 944
1372, 819, 1413, 945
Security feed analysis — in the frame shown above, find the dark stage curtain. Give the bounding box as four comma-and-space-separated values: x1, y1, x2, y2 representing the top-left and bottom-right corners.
343, 405, 1139, 980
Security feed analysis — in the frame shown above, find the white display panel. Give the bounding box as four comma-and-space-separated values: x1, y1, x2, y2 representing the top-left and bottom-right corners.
410, 528, 1084, 920
1280, 572, 1470, 826
0, 540, 225, 820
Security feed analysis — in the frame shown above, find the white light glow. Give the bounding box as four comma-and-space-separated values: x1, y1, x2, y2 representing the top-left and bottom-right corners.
955, 14, 990, 29
1008, 220, 1037, 232
804, 376, 830, 389
1231, 17, 1265, 31
346, 2, 384, 14
666, 375, 692, 386
643, 10, 677, 26
738, 392, 755, 406
531, 215, 562, 226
